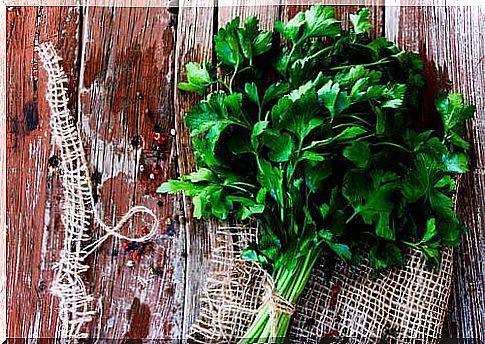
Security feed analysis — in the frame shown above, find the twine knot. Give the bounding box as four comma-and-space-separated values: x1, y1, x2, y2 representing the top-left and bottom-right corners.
267, 290, 296, 316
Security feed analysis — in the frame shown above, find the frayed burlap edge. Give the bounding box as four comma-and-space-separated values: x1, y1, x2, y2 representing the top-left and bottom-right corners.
188, 226, 268, 343
188, 226, 453, 344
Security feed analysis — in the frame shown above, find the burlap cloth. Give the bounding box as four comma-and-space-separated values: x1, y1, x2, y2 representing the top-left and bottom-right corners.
188, 226, 453, 344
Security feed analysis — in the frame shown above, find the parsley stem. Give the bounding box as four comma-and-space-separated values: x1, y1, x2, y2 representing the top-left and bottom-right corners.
346, 209, 360, 224
225, 184, 251, 194
328, 51, 405, 71
332, 123, 367, 131
402, 240, 419, 249
214, 79, 231, 92
372, 142, 412, 153
287, 139, 304, 184
238, 66, 252, 74
356, 133, 375, 141
302, 138, 332, 151
229, 64, 239, 93
232, 181, 257, 189
305, 45, 333, 62
340, 114, 372, 126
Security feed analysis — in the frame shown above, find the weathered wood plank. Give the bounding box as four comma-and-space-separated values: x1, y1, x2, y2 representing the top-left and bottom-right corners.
5, 4, 484, 342
173, 0, 216, 338
218, 1, 280, 31
0, 2, 7, 342
6, 6, 80, 339
385, 4, 485, 340
77, 5, 179, 340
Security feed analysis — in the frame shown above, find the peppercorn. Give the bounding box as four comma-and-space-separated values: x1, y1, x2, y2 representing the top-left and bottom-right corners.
166, 227, 176, 237
48, 155, 61, 168
140, 225, 149, 235
152, 163, 162, 175
131, 134, 143, 148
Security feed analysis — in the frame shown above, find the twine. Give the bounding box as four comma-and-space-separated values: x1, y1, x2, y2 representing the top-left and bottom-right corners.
37, 42, 160, 340
261, 270, 296, 340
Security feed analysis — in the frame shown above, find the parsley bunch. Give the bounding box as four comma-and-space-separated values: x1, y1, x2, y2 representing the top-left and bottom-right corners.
159, 5, 473, 342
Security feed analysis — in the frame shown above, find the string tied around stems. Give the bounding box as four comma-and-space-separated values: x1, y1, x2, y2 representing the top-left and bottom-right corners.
261, 270, 296, 341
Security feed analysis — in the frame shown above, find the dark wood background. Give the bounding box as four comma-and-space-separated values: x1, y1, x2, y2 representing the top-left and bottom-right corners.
5, 1, 484, 341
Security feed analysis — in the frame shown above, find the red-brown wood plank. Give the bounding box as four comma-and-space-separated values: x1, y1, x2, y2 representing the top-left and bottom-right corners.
1, 3, 7, 342
6, 6, 80, 338
385, 4, 485, 340
6, 5, 183, 340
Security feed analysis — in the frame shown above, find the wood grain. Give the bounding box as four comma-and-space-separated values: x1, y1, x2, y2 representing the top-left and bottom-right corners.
77, 5, 179, 340
5, 3, 485, 342
1, 3, 7, 342
385, 4, 485, 340
6, 6, 80, 339
172, 0, 216, 338
218, 1, 280, 31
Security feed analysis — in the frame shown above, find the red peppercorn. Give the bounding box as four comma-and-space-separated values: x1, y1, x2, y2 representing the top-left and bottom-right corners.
135, 253, 141, 263
140, 226, 149, 235
152, 163, 162, 175
123, 242, 130, 249
156, 135, 167, 145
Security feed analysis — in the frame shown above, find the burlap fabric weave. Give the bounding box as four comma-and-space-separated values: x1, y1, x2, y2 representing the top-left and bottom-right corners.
289, 248, 453, 344
188, 226, 453, 344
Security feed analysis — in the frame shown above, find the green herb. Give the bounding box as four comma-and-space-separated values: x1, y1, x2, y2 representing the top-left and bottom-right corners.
159, 5, 473, 342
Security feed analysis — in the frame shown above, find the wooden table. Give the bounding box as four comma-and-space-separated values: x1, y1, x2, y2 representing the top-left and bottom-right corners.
4, 1, 484, 341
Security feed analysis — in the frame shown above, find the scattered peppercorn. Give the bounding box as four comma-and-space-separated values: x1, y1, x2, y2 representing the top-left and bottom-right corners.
140, 225, 149, 235
91, 171, 102, 185
166, 226, 176, 237
48, 155, 61, 168
152, 163, 162, 175
38, 280, 47, 291
131, 134, 143, 148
